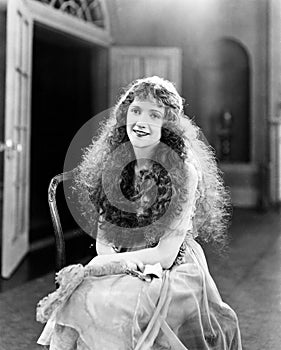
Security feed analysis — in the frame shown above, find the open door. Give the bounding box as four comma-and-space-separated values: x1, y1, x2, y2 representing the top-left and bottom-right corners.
2, 0, 33, 278
109, 46, 182, 105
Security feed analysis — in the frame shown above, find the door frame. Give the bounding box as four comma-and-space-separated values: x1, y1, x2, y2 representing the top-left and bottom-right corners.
268, 0, 281, 205
2, 0, 112, 278
0, 0, 112, 46
25, 0, 112, 47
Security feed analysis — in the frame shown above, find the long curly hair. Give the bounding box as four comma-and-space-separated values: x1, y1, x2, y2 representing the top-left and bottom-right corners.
74, 76, 231, 249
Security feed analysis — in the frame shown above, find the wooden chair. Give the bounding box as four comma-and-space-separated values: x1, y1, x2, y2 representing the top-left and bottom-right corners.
48, 168, 79, 271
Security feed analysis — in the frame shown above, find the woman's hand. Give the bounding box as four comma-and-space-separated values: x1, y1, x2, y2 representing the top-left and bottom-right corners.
87, 254, 144, 272
125, 259, 144, 272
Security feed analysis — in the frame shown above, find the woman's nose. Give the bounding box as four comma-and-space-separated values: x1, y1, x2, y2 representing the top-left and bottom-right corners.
135, 121, 147, 128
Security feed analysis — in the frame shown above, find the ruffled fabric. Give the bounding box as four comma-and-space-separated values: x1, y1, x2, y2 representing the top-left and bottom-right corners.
36, 261, 129, 324
37, 239, 242, 350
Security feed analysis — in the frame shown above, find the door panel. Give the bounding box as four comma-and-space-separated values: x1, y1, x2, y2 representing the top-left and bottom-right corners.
110, 46, 182, 105
2, 0, 33, 278
144, 57, 170, 78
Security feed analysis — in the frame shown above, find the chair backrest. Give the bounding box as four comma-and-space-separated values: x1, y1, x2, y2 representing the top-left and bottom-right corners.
48, 168, 78, 271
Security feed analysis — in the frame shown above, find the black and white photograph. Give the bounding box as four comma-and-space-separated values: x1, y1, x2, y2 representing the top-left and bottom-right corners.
0, 0, 280, 349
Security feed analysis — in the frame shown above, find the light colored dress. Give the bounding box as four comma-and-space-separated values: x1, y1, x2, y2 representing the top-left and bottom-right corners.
37, 235, 242, 350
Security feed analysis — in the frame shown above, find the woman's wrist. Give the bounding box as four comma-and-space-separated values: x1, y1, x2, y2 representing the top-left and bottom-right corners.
88, 253, 118, 266
96, 240, 118, 255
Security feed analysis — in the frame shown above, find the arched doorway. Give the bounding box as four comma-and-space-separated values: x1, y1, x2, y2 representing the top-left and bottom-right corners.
198, 38, 250, 163
215, 38, 250, 162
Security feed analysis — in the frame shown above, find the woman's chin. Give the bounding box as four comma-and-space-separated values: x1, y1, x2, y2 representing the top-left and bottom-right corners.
129, 135, 150, 147
132, 141, 151, 149
131, 140, 159, 150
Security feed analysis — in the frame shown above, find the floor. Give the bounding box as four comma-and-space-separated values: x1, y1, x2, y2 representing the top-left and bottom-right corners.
204, 208, 281, 349
0, 208, 280, 350
0, 231, 95, 293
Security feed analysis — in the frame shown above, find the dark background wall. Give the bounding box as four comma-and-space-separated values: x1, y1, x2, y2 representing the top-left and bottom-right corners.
29, 25, 108, 242
30, 27, 93, 241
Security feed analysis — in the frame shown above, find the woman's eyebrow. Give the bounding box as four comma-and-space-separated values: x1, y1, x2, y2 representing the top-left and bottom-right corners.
150, 109, 164, 115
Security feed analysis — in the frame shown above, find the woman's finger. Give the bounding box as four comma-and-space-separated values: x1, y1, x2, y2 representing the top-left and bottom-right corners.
136, 261, 144, 272
126, 261, 137, 271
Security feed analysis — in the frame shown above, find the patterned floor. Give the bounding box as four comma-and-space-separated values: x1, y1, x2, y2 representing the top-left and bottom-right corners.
0, 208, 280, 350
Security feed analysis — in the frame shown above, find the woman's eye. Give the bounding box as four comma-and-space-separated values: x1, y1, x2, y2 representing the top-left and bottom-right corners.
131, 108, 140, 115
151, 113, 161, 119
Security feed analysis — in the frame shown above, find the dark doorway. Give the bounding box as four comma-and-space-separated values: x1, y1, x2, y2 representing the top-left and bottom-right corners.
215, 38, 250, 162
198, 38, 250, 163
30, 25, 107, 246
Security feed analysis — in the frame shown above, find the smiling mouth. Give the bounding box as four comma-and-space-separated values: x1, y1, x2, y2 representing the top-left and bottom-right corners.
133, 129, 150, 137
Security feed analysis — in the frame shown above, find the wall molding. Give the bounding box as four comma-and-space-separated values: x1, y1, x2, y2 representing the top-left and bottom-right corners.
0, 0, 112, 46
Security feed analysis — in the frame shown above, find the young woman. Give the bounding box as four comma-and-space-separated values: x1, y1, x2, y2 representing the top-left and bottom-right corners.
37, 76, 242, 349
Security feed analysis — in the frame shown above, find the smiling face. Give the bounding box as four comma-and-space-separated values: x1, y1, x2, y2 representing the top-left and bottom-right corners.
126, 96, 165, 152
